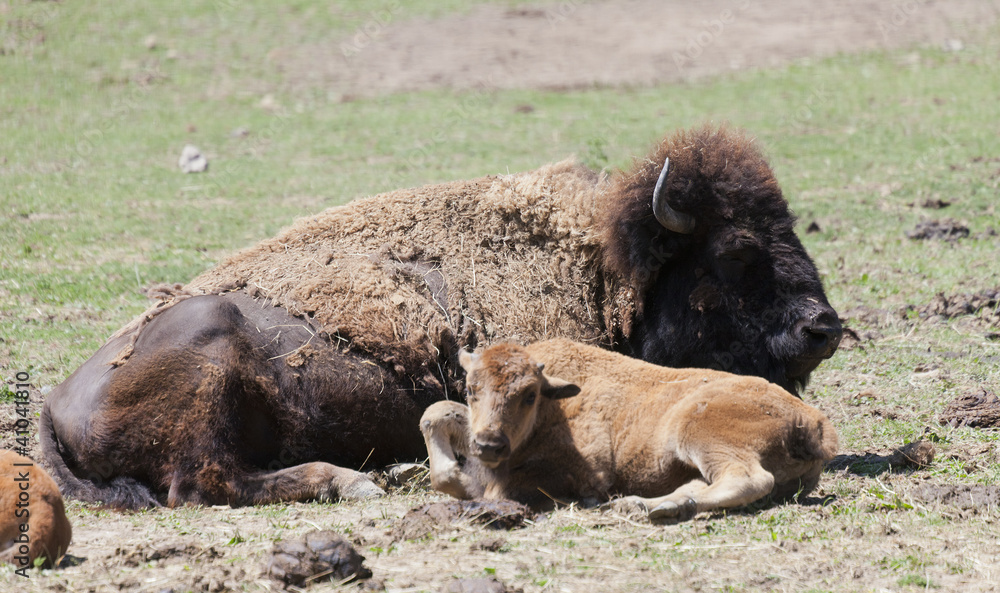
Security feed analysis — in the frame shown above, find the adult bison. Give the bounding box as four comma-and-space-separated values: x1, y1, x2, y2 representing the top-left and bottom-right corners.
41, 125, 841, 508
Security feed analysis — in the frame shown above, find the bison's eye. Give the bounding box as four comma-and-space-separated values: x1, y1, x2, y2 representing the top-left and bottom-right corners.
523, 391, 537, 406
716, 249, 757, 282
716, 256, 745, 281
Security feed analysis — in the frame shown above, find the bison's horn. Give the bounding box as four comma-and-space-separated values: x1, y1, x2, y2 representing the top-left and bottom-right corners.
652, 157, 696, 234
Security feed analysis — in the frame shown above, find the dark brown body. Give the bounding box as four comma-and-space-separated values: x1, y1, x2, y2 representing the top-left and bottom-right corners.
42, 292, 403, 506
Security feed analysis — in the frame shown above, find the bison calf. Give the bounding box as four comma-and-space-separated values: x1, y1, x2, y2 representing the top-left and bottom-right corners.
0, 450, 72, 569
420, 339, 837, 520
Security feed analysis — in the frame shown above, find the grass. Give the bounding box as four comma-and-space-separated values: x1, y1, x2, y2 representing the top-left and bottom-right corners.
2, 1, 1000, 591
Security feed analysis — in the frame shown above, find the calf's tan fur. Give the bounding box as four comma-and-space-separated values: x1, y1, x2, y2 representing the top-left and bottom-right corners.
0, 450, 72, 569
420, 339, 837, 520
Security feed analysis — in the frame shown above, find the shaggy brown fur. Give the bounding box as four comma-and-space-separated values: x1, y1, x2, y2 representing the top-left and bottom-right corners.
421, 339, 838, 519
0, 450, 72, 570
119, 160, 607, 387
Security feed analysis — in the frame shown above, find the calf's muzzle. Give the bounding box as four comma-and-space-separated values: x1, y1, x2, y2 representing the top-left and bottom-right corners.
471, 431, 510, 466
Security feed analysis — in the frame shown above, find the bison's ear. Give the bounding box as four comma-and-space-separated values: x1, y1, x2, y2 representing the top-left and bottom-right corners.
459, 349, 480, 372
541, 375, 581, 400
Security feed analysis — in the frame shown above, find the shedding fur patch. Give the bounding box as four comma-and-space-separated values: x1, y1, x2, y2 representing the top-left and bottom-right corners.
118, 161, 611, 377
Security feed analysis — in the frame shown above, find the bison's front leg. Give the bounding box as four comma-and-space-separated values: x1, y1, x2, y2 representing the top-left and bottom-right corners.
205, 463, 384, 507
419, 401, 484, 499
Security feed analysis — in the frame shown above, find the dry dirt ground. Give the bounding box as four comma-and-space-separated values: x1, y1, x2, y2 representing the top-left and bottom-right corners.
276, 0, 1000, 96
5, 1, 1000, 591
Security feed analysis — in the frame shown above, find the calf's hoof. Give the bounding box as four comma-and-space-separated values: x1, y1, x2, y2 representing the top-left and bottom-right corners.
339, 476, 386, 500
649, 498, 698, 522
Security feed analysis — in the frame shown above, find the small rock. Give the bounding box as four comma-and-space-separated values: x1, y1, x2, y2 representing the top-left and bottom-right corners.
178, 144, 208, 173
267, 531, 371, 589
852, 389, 877, 401
805, 221, 821, 233
259, 94, 279, 111
385, 463, 427, 487
887, 441, 935, 469
944, 39, 964, 52
144, 34, 157, 50
165, 48, 179, 60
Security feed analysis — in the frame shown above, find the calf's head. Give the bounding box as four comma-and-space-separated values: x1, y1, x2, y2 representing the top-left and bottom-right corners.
459, 345, 580, 467
603, 125, 842, 393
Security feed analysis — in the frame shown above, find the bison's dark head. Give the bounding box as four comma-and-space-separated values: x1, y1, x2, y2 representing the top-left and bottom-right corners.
601, 125, 841, 394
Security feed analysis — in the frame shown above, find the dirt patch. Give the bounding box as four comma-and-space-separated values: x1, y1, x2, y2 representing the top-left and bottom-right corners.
906, 218, 970, 241
4, 480, 1000, 592
907, 287, 1000, 325
116, 541, 220, 566
392, 500, 535, 541
940, 442, 999, 475
917, 198, 952, 209
274, 0, 1000, 97
445, 576, 520, 593
940, 388, 1000, 428
910, 483, 1000, 511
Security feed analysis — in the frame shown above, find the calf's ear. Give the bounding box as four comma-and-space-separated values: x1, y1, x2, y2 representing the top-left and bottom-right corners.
459, 349, 480, 372
541, 375, 581, 400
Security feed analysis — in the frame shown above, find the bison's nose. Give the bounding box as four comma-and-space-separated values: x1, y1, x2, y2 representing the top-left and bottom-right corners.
472, 433, 510, 464
800, 310, 842, 359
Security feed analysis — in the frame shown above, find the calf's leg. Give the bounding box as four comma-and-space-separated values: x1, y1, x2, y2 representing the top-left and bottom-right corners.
420, 401, 484, 499
646, 458, 775, 520
608, 457, 776, 522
